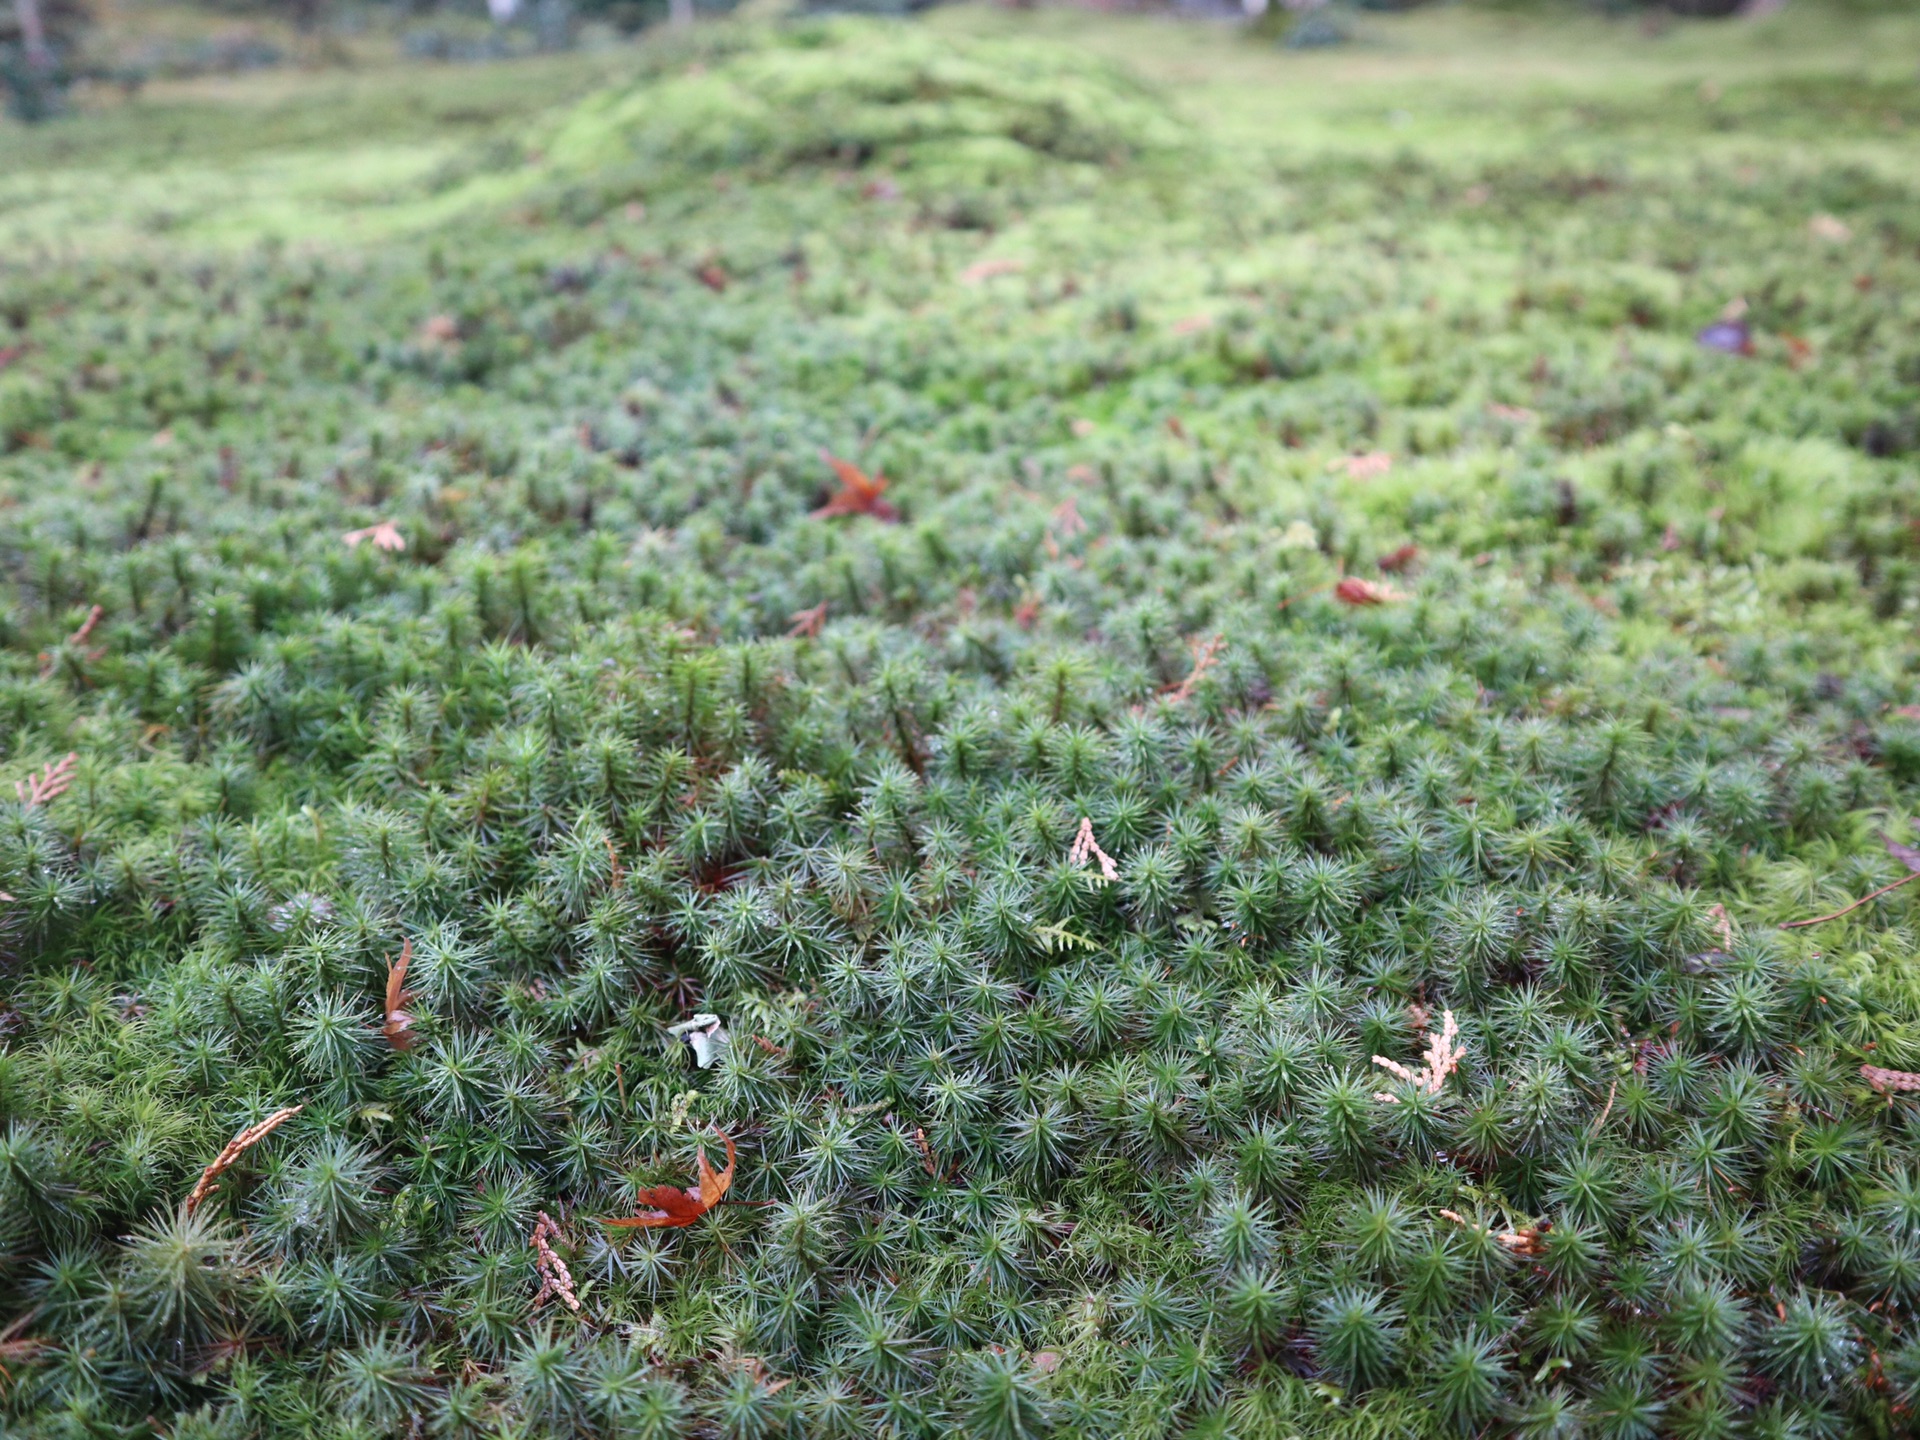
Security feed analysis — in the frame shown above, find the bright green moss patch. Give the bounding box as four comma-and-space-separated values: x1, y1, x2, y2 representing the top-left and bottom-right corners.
5, 6, 1920, 1437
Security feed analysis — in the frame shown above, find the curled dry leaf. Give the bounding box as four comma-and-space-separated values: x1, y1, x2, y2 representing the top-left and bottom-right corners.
383, 940, 418, 1051
600, 1129, 735, 1228
1334, 576, 1407, 607
813, 451, 898, 522
667, 1013, 728, 1069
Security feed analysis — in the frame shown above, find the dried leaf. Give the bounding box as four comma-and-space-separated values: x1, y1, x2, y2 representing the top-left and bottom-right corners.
600, 1130, 736, 1228
1377, 544, 1420, 574
667, 1013, 728, 1069
1883, 832, 1920, 875
1809, 213, 1852, 242
383, 940, 418, 1052
1334, 576, 1406, 607
813, 451, 898, 522
1342, 451, 1393, 481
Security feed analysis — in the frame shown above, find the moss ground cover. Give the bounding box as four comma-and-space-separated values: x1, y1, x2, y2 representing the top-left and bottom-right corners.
5, 5, 1920, 1435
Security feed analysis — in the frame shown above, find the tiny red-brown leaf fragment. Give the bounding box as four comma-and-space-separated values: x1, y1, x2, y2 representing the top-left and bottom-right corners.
600, 1130, 735, 1228
1378, 544, 1420, 574
812, 452, 898, 522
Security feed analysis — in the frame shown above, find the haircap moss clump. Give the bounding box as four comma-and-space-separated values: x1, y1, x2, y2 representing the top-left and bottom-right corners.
543, 19, 1186, 189
6, 7, 1920, 1437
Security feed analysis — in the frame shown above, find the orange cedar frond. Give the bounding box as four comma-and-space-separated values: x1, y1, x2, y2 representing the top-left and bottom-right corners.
343, 521, 406, 553
600, 1130, 736, 1229
1863, 1064, 1920, 1095
185, 1105, 303, 1214
531, 1211, 581, 1313
15, 753, 77, 809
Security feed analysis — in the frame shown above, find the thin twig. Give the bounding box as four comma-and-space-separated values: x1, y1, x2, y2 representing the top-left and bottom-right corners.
1780, 869, 1920, 929
1589, 1078, 1618, 1136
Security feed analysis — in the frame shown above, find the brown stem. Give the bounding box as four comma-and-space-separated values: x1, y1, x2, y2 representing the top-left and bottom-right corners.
1780, 869, 1920, 930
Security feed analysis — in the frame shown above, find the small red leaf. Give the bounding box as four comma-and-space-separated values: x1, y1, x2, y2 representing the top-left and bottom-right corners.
600, 1131, 736, 1229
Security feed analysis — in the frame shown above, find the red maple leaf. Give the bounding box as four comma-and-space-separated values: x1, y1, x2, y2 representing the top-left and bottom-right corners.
812, 452, 898, 522
600, 1131, 735, 1229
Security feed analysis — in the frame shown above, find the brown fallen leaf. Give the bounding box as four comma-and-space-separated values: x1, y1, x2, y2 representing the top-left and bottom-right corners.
813, 452, 898, 522
383, 939, 418, 1052
696, 263, 729, 293
418, 315, 460, 345
1334, 576, 1406, 606
600, 1130, 736, 1228
1809, 213, 1852, 242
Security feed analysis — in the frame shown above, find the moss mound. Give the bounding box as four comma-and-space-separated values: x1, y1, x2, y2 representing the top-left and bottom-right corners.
545, 19, 1185, 188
